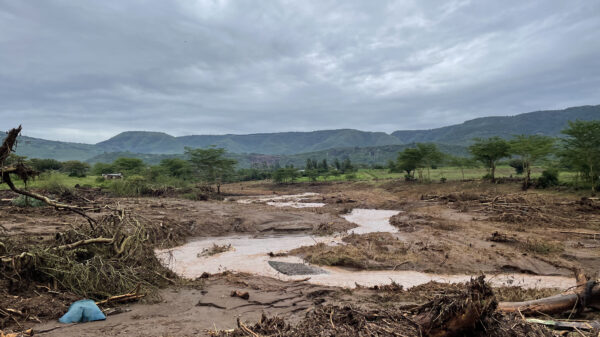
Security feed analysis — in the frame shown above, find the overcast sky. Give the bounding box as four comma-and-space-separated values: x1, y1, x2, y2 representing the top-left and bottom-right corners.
1, 0, 599, 143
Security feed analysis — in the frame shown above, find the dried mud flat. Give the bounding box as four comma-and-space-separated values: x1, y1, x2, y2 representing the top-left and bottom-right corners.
1, 180, 599, 336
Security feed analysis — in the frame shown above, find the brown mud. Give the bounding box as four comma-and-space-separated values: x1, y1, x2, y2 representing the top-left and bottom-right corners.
0, 179, 599, 335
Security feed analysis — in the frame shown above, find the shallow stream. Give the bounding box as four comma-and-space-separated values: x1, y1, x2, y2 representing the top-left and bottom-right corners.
156, 194, 575, 290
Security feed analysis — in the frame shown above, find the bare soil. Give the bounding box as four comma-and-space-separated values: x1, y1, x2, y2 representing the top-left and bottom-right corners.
1, 179, 599, 335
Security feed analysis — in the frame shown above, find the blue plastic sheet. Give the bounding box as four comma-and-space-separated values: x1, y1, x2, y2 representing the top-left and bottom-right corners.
59, 299, 106, 323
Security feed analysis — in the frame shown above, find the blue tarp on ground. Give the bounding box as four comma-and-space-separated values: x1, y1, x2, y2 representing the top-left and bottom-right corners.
59, 299, 106, 323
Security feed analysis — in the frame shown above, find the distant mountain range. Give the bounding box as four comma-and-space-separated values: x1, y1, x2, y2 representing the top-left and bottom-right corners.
95, 129, 401, 155
3, 105, 598, 166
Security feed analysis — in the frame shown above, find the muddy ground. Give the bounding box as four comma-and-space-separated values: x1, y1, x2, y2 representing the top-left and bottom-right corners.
1, 179, 599, 336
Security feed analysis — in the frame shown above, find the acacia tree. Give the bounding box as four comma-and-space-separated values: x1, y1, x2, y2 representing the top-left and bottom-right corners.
185, 147, 237, 194
416, 143, 444, 181
509, 135, 555, 189
397, 148, 421, 179
469, 137, 511, 182
560, 120, 600, 193
397, 143, 444, 181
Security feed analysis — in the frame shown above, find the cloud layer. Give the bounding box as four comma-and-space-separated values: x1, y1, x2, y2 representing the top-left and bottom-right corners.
1, 0, 599, 143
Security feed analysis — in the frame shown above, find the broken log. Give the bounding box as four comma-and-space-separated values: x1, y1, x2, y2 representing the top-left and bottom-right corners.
498, 281, 600, 315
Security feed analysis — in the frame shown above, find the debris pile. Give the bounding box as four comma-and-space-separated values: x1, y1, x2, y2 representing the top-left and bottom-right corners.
218, 276, 571, 336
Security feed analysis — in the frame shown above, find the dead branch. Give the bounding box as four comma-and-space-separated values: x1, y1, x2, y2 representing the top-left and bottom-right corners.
53, 237, 114, 250
95, 293, 145, 306
498, 280, 600, 315
0, 126, 21, 165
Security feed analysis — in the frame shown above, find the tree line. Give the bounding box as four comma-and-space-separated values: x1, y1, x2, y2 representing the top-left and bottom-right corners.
391, 120, 600, 192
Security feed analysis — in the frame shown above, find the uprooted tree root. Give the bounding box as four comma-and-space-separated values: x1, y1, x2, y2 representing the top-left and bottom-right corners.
218, 276, 557, 337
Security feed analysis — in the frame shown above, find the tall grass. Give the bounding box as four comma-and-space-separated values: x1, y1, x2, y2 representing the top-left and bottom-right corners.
36, 172, 72, 195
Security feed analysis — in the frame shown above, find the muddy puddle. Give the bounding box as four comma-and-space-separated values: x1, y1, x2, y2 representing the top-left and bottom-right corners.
157, 195, 575, 290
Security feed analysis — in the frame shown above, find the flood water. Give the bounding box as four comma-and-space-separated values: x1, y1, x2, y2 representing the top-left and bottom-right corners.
156, 195, 575, 290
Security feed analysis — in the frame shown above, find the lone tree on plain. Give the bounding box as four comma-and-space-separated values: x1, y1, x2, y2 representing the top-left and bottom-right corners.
469, 137, 511, 182
185, 147, 236, 194
396, 143, 444, 181
560, 120, 600, 193
509, 135, 555, 189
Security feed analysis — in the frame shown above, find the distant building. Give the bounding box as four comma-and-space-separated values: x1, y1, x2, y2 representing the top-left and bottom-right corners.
102, 173, 123, 180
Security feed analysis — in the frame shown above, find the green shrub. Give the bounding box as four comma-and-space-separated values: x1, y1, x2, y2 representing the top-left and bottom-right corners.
345, 173, 357, 180
508, 159, 524, 175
537, 169, 559, 189
109, 175, 151, 197
37, 172, 72, 195
11, 195, 45, 208
95, 176, 106, 183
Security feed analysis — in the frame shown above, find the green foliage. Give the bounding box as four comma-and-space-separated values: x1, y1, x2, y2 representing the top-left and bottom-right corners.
446, 156, 478, 180
10, 195, 45, 208
236, 167, 272, 181
537, 169, 559, 189
61, 160, 90, 177
29, 158, 63, 172
345, 172, 357, 180
509, 135, 555, 188
112, 157, 146, 174
396, 143, 444, 181
185, 147, 237, 193
305, 169, 319, 182
92, 162, 115, 175
560, 120, 600, 193
508, 159, 525, 175
108, 175, 151, 197
3, 153, 27, 166
272, 167, 299, 184
37, 172, 73, 194
157, 158, 193, 179
469, 137, 511, 182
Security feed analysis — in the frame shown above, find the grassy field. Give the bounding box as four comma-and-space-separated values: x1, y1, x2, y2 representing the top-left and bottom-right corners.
296, 165, 576, 183
1, 166, 579, 191
0, 173, 101, 190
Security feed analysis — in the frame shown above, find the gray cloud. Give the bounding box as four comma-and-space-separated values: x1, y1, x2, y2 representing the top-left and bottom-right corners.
0, 0, 598, 143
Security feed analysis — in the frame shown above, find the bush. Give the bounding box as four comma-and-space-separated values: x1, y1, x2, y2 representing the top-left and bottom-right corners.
108, 175, 151, 197
508, 159, 524, 175
37, 172, 72, 195
536, 169, 559, 189
11, 195, 46, 208
345, 173, 357, 180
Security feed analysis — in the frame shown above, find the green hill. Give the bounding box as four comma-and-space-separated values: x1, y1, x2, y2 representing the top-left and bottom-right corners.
86, 143, 468, 168
0, 135, 103, 161
392, 105, 599, 144
96, 129, 402, 155
4, 104, 599, 164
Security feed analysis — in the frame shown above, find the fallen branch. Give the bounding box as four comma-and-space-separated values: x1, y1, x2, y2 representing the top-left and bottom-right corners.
95, 293, 145, 306
1, 126, 98, 229
498, 280, 600, 315
53, 237, 114, 251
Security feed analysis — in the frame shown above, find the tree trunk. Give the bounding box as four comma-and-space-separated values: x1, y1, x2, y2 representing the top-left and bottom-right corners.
491, 162, 496, 182
460, 167, 465, 180
524, 163, 531, 190
499, 274, 599, 315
